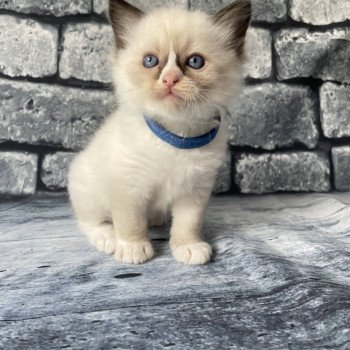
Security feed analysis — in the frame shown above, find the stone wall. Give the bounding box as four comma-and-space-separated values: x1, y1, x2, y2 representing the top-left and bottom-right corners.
0, 0, 349, 196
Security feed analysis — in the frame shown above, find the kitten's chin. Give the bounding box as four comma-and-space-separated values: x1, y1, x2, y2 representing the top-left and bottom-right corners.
157, 89, 184, 104
152, 92, 186, 112
162, 94, 184, 107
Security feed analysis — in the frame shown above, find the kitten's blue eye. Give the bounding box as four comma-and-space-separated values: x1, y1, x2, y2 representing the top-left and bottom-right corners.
187, 55, 205, 69
143, 54, 159, 68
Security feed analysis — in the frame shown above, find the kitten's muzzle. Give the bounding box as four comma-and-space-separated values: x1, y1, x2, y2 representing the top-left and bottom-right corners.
162, 71, 180, 88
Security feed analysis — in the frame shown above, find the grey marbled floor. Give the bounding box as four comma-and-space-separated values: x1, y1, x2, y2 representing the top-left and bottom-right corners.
1, 193, 350, 349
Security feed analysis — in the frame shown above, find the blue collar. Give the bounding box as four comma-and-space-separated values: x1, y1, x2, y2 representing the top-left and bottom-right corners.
144, 115, 221, 149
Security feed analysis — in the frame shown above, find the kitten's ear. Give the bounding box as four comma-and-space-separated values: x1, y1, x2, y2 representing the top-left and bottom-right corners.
213, 0, 251, 58
109, 0, 144, 49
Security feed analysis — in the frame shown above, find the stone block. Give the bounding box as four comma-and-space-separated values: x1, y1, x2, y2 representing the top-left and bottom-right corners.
0, 0, 91, 16
0, 152, 38, 196
251, 0, 287, 22
332, 147, 350, 191
275, 28, 350, 83
0, 15, 58, 78
290, 0, 350, 25
213, 150, 232, 194
320, 83, 350, 138
235, 152, 331, 194
94, 0, 188, 15
228, 84, 318, 150
41, 153, 76, 190
94, 0, 108, 15
60, 23, 114, 83
190, 0, 231, 13
0, 79, 116, 151
245, 28, 272, 79
190, 0, 287, 22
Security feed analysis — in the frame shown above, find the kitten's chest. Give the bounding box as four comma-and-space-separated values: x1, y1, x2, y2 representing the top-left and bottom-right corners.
152, 147, 224, 198
118, 112, 229, 196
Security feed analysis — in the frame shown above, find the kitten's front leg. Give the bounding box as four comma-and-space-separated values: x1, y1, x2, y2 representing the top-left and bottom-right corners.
112, 202, 154, 264
170, 194, 212, 265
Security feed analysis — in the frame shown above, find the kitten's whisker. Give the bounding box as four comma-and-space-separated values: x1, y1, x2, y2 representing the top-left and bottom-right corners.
200, 88, 235, 97
187, 91, 219, 129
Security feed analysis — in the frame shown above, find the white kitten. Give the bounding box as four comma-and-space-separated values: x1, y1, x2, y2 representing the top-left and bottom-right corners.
68, 0, 251, 265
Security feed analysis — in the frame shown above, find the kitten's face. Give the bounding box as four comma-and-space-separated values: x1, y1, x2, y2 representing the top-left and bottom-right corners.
110, 1, 251, 116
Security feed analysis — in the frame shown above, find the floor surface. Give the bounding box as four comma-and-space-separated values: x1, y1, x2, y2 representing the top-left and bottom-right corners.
1, 193, 350, 349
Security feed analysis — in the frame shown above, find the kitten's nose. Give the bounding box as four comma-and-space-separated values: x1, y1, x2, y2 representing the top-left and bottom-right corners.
162, 72, 180, 88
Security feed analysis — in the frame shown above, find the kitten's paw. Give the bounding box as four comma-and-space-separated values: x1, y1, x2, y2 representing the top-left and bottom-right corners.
172, 242, 212, 265
115, 241, 155, 265
93, 235, 116, 255
81, 223, 116, 255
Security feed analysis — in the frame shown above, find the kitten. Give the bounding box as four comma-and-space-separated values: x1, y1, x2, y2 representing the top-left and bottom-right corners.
68, 0, 251, 265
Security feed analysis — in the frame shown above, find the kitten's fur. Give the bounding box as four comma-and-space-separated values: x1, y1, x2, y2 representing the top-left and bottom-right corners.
68, 0, 251, 265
